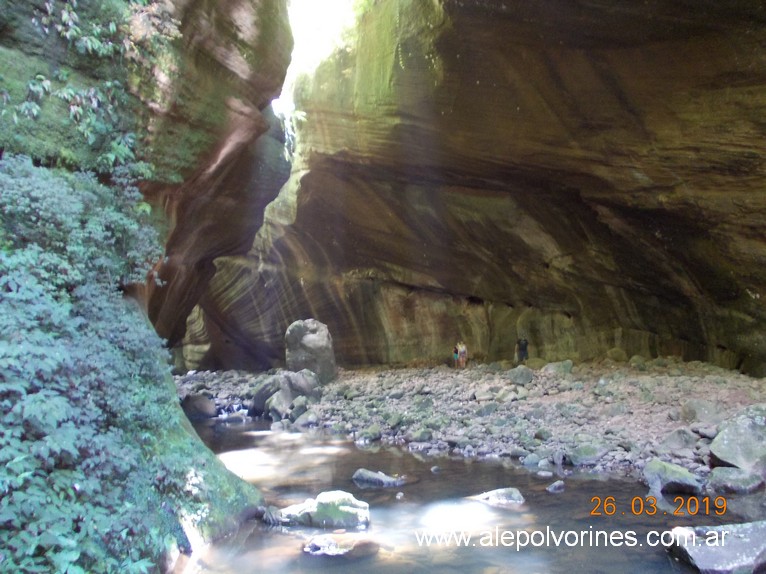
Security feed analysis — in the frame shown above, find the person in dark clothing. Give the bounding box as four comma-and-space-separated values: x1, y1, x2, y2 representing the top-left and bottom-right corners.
515, 337, 529, 363
453, 344, 459, 368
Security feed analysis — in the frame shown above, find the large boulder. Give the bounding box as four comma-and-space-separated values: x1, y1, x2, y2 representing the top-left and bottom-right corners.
707, 467, 764, 494
506, 365, 534, 386
263, 369, 321, 421
566, 440, 610, 466
278, 491, 370, 529
710, 404, 766, 473
643, 458, 702, 494
180, 394, 217, 420
671, 520, 766, 574
285, 319, 337, 384
246, 374, 283, 417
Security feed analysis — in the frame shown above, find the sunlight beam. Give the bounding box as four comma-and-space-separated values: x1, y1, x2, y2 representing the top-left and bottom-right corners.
272, 0, 359, 123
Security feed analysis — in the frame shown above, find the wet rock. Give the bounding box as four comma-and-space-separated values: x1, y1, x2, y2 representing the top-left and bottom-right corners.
670, 520, 766, 574
707, 467, 764, 494
181, 394, 217, 420
445, 435, 471, 449
293, 409, 319, 428
522, 453, 541, 467
359, 424, 383, 442
546, 480, 565, 493
352, 468, 407, 488
303, 533, 380, 559
710, 404, 766, 473
643, 458, 702, 494
468, 487, 525, 508
509, 446, 531, 458
278, 491, 370, 529
285, 319, 337, 384
217, 409, 249, 423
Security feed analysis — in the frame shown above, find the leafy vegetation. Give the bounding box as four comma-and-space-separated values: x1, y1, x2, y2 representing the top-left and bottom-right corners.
0, 1, 263, 571
0, 0, 179, 176
0, 155, 261, 573
0, 155, 163, 572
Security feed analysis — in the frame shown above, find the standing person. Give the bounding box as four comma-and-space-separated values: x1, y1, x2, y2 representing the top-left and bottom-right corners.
515, 337, 529, 364
458, 341, 468, 368
453, 343, 459, 368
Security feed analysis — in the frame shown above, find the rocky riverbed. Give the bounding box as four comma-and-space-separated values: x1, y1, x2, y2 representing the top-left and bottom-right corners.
176, 356, 765, 490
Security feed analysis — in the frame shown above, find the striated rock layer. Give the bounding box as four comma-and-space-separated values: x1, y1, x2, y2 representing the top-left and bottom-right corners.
141, 0, 293, 363
153, 0, 766, 374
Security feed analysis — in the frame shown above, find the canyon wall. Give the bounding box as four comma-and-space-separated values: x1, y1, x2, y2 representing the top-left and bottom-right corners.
154, 0, 766, 374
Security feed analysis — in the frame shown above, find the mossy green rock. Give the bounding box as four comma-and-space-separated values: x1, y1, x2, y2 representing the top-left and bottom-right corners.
408, 428, 433, 442
359, 423, 383, 442
643, 458, 702, 494
279, 491, 370, 529
567, 442, 609, 466
707, 467, 764, 494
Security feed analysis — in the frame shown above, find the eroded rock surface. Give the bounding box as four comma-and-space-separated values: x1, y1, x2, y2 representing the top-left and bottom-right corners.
150, 0, 766, 375
671, 520, 766, 574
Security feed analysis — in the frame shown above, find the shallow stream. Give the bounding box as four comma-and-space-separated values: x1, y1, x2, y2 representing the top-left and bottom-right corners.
184, 421, 734, 573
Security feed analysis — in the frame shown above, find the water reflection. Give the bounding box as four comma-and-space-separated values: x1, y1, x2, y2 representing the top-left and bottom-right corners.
184, 421, 721, 573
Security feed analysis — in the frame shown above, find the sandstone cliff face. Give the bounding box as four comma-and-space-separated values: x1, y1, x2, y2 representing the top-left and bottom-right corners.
157, 0, 766, 374
143, 0, 293, 358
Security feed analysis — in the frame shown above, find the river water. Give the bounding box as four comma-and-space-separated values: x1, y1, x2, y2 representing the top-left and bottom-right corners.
184, 420, 732, 574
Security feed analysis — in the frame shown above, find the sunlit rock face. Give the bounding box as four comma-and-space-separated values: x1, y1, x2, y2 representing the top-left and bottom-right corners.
142, 0, 293, 361
161, 0, 766, 374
